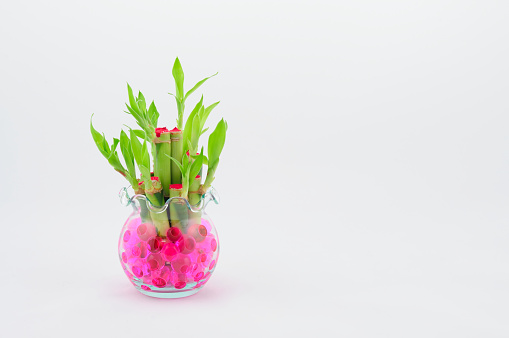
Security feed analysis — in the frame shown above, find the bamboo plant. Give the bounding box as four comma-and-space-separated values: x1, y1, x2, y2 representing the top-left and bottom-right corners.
91, 58, 227, 236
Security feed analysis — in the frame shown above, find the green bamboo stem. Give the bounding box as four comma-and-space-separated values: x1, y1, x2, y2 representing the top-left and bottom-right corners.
154, 128, 172, 197
188, 175, 202, 227
135, 182, 151, 224
169, 184, 188, 232
170, 128, 183, 185
145, 177, 170, 236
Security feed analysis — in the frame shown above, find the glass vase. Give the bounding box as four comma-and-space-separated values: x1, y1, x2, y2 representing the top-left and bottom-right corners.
118, 187, 220, 298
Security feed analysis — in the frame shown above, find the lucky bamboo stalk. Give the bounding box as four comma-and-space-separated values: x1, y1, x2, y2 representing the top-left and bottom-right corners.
188, 175, 202, 227
169, 184, 188, 232
145, 177, 170, 236
153, 127, 172, 197
170, 127, 183, 185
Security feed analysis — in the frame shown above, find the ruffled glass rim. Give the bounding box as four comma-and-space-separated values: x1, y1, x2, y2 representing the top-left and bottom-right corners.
119, 186, 219, 213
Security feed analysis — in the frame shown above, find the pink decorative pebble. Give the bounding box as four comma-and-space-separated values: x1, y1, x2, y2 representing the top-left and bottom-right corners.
137, 223, 156, 241
162, 243, 179, 262
146, 253, 163, 271
171, 254, 191, 274
123, 230, 131, 242
209, 260, 216, 270
141, 285, 151, 291
147, 237, 163, 253
131, 246, 141, 257
188, 224, 207, 243
194, 272, 204, 281
211, 238, 217, 252
174, 281, 186, 289
132, 265, 143, 278
180, 235, 196, 255
166, 227, 182, 242
152, 277, 167, 288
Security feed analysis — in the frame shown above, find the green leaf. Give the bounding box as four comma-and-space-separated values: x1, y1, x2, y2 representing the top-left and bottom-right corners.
141, 138, 150, 169
111, 138, 120, 153
191, 153, 208, 166
137, 91, 146, 113
127, 83, 140, 113
189, 149, 204, 186
191, 113, 201, 151
120, 130, 135, 178
132, 129, 146, 140
184, 72, 218, 101
200, 127, 209, 136
125, 104, 142, 122
207, 119, 227, 165
165, 154, 184, 175
90, 115, 110, 157
148, 101, 159, 126
139, 165, 152, 190
130, 129, 143, 167
199, 101, 220, 132
172, 57, 184, 100
183, 96, 203, 154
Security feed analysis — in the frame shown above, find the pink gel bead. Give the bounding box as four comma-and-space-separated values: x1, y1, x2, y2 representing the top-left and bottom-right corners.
180, 235, 196, 255
166, 227, 182, 242
194, 272, 204, 281
131, 246, 141, 257
146, 253, 164, 271
152, 277, 167, 288
209, 260, 216, 270
211, 238, 217, 252
123, 230, 131, 242
174, 281, 186, 289
121, 252, 127, 263
162, 243, 179, 262
175, 236, 185, 253
126, 217, 142, 231
188, 224, 207, 243
171, 254, 191, 274
201, 219, 212, 233
137, 223, 156, 241
141, 285, 151, 291
139, 242, 148, 258
147, 237, 163, 253
132, 265, 143, 278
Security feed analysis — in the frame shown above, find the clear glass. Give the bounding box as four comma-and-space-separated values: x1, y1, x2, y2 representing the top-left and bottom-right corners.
118, 186, 220, 298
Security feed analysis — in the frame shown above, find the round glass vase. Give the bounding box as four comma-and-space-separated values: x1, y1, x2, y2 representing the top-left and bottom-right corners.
118, 186, 220, 298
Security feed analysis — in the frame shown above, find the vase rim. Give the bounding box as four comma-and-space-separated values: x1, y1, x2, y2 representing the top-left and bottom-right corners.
119, 186, 219, 213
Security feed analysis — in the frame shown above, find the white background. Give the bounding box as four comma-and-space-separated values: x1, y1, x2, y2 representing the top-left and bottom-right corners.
1, 1, 508, 337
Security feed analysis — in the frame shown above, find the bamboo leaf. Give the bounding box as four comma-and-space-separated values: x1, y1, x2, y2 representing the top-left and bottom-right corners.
200, 127, 209, 136
120, 130, 136, 178
165, 154, 184, 175
127, 83, 140, 113
207, 119, 227, 165
199, 101, 220, 132
172, 57, 184, 100
183, 96, 203, 154
137, 91, 146, 113
141, 138, 150, 169
130, 129, 143, 166
184, 72, 218, 101
90, 115, 110, 157
147, 101, 159, 126
111, 138, 120, 153
191, 113, 201, 151
132, 129, 146, 140
139, 165, 152, 190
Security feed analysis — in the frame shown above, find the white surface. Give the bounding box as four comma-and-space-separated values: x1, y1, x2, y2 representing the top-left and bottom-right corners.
1, 1, 508, 337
